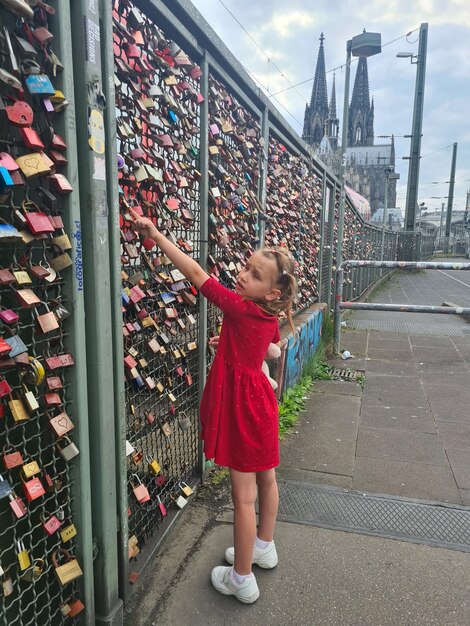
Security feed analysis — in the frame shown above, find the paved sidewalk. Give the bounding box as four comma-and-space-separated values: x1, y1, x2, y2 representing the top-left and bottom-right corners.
125, 261, 470, 626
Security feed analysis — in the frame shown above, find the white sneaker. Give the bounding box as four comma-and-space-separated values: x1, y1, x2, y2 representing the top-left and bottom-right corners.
211, 566, 259, 604
225, 542, 278, 569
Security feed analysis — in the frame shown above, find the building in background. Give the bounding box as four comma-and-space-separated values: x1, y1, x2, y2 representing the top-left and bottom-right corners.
303, 34, 397, 218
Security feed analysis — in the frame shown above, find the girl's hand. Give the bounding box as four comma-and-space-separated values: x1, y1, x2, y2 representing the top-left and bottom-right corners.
129, 208, 159, 240
209, 335, 220, 350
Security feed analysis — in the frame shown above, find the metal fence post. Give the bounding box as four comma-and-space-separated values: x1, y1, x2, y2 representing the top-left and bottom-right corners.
317, 171, 327, 303
198, 52, 209, 476
98, 0, 129, 604
70, 1, 123, 623
51, 2, 96, 622
259, 107, 269, 248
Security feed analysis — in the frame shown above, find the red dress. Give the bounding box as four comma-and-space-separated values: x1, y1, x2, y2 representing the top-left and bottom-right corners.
199, 277, 281, 472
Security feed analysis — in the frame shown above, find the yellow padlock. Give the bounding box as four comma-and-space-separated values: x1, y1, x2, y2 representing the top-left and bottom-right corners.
21, 460, 41, 479
180, 482, 194, 498
146, 456, 161, 476
8, 394, 29, 422
17, 540, 31, 571
60, 522, 77, 544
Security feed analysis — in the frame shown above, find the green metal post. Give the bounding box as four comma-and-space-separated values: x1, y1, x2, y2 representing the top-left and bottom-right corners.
70, 1, 123, 623
98, 0, 128, 603
326, 184, 336, 310
444, 142, 458, 254
198, 52, 209, 476
53, 1, 95, 622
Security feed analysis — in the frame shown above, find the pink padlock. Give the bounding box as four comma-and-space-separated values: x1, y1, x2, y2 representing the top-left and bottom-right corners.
0, 309, 20, 325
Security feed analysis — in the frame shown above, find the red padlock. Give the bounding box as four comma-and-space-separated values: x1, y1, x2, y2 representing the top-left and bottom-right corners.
131, 475, 150, 503
4, 98, 34, 127
3, 446, 23, 469
22, 475, 45, 502
68, 597, 85, 617
41, 512, 62, 535
0, 377, 12, 398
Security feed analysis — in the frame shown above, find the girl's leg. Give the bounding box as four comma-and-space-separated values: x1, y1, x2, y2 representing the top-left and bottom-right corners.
230, 468, 257, 575
256, 468, 278, 542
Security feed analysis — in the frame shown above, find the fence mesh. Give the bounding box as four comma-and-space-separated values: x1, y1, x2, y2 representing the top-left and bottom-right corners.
113, 0, 202, 573
0, 4, 82, 624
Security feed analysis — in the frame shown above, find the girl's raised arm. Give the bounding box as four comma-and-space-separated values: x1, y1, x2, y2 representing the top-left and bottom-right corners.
129, 208, 209, 289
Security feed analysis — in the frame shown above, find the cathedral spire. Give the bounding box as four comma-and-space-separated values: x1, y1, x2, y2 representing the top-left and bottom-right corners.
309, 33, 328, 115
348, 56, 374, 147
302, 33, 329, 148
329, 73, 337, 119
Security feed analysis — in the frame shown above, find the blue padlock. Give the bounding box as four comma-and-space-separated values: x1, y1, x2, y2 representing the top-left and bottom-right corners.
167, 110, 177, 124
0, 475, 12, 500
25, 74, 55, 96
0, 167, 13, 194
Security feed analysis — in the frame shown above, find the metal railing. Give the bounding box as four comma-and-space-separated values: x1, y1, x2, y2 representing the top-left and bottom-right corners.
334, 260, 470, 352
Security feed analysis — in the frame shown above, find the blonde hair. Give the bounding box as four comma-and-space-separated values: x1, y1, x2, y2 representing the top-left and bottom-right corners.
257, 246, 298, 335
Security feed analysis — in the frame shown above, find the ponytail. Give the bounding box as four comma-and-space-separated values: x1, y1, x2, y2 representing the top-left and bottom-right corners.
258, 247, 298, 336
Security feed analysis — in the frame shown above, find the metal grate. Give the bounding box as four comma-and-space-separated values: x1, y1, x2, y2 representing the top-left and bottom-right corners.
324, 367, 360, 381
278, 482, 470, 552
347, 319, 470, 336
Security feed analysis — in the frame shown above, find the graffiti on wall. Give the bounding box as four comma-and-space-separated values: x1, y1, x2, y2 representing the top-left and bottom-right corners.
282, 309, 323, 394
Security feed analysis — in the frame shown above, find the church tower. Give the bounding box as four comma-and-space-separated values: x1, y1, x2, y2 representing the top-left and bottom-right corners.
348, 56, 374, 147
302, 33, 329, 148
326, 73, 339, 151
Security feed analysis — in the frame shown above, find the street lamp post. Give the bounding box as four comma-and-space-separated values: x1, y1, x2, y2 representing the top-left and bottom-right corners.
334, 30, 381, 353
381, 168, 400, 260
397, 22, 428, 236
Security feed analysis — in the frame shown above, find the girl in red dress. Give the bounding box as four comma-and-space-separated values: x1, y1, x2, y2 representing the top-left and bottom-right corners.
130, 209, 297, 604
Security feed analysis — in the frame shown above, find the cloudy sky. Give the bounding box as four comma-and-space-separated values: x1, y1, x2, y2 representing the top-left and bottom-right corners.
194, 0, 470, 217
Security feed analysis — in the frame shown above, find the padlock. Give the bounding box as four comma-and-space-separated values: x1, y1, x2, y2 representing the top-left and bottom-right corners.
22, 384, 39, 413
48, 410, 74, 437
20, 558, 45, 583
128, 534, 140, 559
146, 456, 161, 476
21, 459, 41, 479
67, 596, 85, 617
3, 445, 23, 469
8, 489, 27, 518
41, 512, 62, 535
173, 494, 187, 509
60, 521, 77, 544
0, 474, 13, 499
156, 495, 167, 517
17, 540, 31, 571
35, 302, 60, 334
22, 474, 45, 502
2, 570, 13, 597
8, 391, 29, 422
131, 475, 150, 503
55, 435, 79, 461
178, 412, 191, 431
52, 549, 83, 587
180, 482, 194, 497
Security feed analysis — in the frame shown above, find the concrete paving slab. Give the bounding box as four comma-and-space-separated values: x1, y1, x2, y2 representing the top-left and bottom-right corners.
422, 383, 470, 406
418, 372, 470, 388
367, 338, 410, 351
276, 466, 352, 489
304, 392, 362, 419
306, 412, 359, 440
364, 375, 421, 391
281, 432, 356, 475
445, 448, 470, 489
352, 457, 461, 503
356, 428, 449, 466
139, 518, 470, 626
359, 407, 436, 434
412, 346, 463, 360
461, 489, 470, 506
415, 359, 465, 372
437, 422, 470, 449
367, 349, 413, 362
409, 336, 455, 348
312, 380, 362, 397
365, 360, 416, 376
427, 399, 470, 423
361, 387, 428, 409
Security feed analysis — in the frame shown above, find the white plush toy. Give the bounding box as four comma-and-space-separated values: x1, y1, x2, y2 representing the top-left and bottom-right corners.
262, 343, 281, 390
